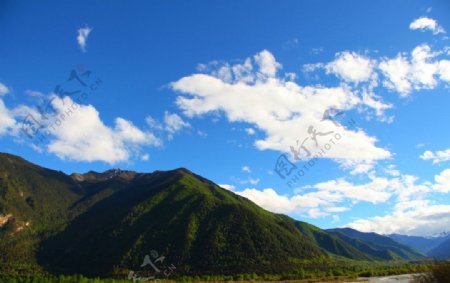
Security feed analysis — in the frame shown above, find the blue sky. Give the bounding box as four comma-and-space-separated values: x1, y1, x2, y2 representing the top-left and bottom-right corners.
1, 0, 450, 236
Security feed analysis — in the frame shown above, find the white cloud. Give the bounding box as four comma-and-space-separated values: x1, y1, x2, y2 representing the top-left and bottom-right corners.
233, 177, 260, 186
325, 52, 375, 83
235, 187, 352, 218
197, 130, 207, 137
410, 44, 439, 89
236, 188, 304, 214
0, 84, 15, 135
245, 127, 256, 135
0, 83, 9, 96
141, 154, 150, 161
346, 168, 450, 236
384, 164, 401, 177
242, 165, 251, 173
438, 60, 450, 82
433, 169, 450, 193
303, 63, 324, 73
409, 17, 445, 35
307, 176, 393, 204
145, 112, 191, 140
163, 111, 190, 140
45, 96, 161, 164
235, 167, 446, 229
254, 50, 281, 78
145, 116, 163, 130
348, 162, 375, 175
172, 50, 391, 170
77, 26, 93, 53
219, 184, 235, 191
379, 44, 448, 96
379, 54, 412, 96
0, 99, 15, 135
234, 174, 399, 218
347, 200, 450, 236
420, 149, 450, 164
25, 90, 45, 98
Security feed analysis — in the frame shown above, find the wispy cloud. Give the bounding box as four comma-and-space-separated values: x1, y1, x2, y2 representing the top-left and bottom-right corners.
0, 83, 9, 96
163, 111, 191, 140
242, 165, 251, 173
77, 26, 93, 53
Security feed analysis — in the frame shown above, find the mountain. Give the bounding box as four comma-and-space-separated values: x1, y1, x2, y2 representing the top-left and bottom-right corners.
0, 153, 84, 274
428, 237, 450, 259
39, 167, 329, 276
0, 152, 426, 278
286, 218, 373, 260
327, 228, 426, 261
388, 234, 450, 254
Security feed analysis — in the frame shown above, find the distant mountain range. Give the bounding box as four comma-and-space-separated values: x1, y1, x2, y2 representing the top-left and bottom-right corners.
328, 228, 425, 261
0, 152, 429, 277
387, 233, 450, 260
428, 237, 450, 259
388, 233, 450, 254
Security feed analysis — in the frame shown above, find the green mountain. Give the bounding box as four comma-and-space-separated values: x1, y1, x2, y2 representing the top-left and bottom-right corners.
0, 152, 426, 278
327, 228, 426, 261
283, 217, 372, 260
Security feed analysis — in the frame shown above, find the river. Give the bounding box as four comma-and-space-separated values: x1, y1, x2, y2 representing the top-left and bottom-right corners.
347, 273, 417, 283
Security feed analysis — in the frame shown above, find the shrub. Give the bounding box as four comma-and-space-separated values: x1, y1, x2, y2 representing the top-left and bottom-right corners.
414, 261, 450, 283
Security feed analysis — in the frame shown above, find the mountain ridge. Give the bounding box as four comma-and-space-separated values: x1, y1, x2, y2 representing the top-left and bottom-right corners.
0, 152, 426, 277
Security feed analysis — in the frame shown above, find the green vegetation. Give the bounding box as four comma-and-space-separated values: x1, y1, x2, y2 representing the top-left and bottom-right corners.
414, 261, 450, 283
327, 228, 426, 260
0, 261, 432, 282
0, 152, 433, 281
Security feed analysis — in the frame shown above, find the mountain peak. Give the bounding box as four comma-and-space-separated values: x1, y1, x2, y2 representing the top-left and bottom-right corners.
71, 168, 138, 182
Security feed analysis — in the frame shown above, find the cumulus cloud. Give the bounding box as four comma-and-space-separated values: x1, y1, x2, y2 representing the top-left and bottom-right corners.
304, 176, 393, 204
171, 50, 391, 171
235, 186, 359, 218
346, 168, 450, 236
325, 52, 375, 83
438, 60, 450, 82
433, 169, 450, 193
409, 17, 445, 35
347, 200, 450, 236
379, 44, 448, 96
236, 188, 302, 214
379, 54, 412, 96
420, 149, 450, 164
77, 26, 93, 52
45, 96, 161, 164
0, 83, 16, 135
235, 167, 444, 230
0, 100, 15, 135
